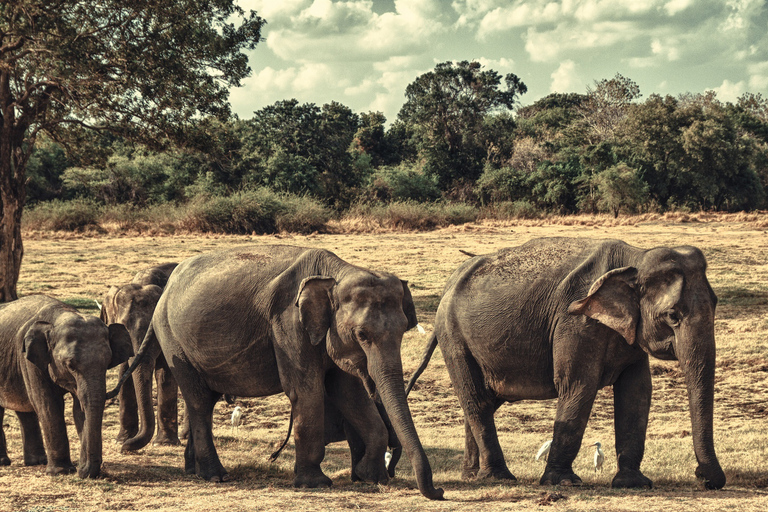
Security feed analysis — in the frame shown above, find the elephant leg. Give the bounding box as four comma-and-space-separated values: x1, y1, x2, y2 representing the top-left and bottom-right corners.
612, 357, 653, 489
443, 342, 514, 481
172, 361, 227, 481
33, 393, 76, 475
325, 369, 389, 485
15, 411, 46, 466
116, 362, 139, 443
287, 378, 331, 488
153, 355, 180, 446
541, 391, 597, 487
0, 407, 10, 465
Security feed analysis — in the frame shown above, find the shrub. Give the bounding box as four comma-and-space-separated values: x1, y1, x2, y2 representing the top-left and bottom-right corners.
181, 188, 330, 234
365, 164, 441, 203
23, 199, 101, 231
487, 200, 541, 220
346, 201, 478, 230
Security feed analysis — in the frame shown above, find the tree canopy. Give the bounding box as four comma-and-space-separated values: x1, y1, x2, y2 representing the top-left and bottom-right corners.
0, 0, 265, 300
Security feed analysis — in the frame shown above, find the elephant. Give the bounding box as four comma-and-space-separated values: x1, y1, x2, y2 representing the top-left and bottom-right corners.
406, 237, 725, 490
100, 262, 179, 452
0, 295, 132, 478
109, 245, 443, 500
270, 392, 403, 480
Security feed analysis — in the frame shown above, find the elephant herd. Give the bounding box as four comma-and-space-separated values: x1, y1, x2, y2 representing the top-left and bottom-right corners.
0, 237, 727, 500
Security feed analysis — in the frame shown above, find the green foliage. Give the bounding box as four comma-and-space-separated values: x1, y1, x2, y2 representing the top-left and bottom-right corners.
488, 200, 540, 220
23, 199, 101, 231
366, 164, 441, 203
475, 165, 529, 205
398, 60, 527, 188
181, 188, 331, 235
591, 163, 649, 217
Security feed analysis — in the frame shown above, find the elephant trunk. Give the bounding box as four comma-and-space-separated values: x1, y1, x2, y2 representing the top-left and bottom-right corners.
676, 321, 725, 490
121, 356, 156, 452
370, 355, 444, 500
76, 380, 106, 478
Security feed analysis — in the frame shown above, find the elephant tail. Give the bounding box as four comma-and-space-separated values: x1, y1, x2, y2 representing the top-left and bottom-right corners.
404, 332, 438, 397
269, 410, 294, 462
106, 322, 156, 400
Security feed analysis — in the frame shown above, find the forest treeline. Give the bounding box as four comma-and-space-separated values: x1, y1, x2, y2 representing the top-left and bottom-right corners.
24, 63, 768, 233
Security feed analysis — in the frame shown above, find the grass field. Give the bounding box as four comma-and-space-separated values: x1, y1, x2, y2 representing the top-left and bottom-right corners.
2, 215, 768, 511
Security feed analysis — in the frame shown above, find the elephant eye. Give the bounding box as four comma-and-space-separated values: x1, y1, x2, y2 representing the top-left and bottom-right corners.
355, 328, 370, 344
664, 309, 681, 327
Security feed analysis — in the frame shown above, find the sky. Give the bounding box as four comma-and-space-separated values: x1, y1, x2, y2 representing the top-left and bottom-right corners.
230, 0, 768, 122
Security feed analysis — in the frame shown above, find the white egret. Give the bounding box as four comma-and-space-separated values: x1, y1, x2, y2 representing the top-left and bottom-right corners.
231, 406, 243, 432
535, 439, 552, 462
592, 442, 604, 472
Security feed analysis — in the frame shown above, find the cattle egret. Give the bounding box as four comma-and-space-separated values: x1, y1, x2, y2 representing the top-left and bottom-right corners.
231, 406, 243, 431
417, 323, 426, 334
592, 442, 604, 472
385, 450, 393, 468
536, 439, 552, 461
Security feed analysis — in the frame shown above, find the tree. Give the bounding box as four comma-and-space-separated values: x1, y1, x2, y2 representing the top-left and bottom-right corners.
0, 1, 264, 300
592, 163, 649, 217
578, 73, 641, 144
397, 60, 527, 189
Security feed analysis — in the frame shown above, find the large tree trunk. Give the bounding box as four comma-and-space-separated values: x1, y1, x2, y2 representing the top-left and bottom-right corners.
0, 68, 27, 303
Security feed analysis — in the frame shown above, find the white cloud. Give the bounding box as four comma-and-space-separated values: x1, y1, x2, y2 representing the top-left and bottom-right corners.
711, 79, 746, 102
651, 37, 681, 61
524, 21, 639, 62
550, 60, 580, 93
664, 0, 694, 16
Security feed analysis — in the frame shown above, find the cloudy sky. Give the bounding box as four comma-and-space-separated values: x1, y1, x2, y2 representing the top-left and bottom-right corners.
230, 0, 768, 122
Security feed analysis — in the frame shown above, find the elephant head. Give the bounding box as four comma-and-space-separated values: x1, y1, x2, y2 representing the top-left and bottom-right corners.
569, 245, 725, 489
296, 271, 443, 500
24, 313, 132, 478
101, 283, 164, 452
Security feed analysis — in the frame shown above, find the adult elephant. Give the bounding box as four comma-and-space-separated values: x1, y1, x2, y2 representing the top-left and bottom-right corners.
101, 263, 178, 452
0, 295, 132, 478
110, 245, 443, 500
406, 237, 725, 490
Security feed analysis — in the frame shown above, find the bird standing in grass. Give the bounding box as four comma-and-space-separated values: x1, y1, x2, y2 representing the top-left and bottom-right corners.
535, 440, 552, 462
231, 406, 243, 432
592, 442, 604, 472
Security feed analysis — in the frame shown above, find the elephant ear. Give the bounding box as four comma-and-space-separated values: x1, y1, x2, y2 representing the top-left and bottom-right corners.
401, 280, 418, 331
295, 276, 336, 346
23, 321, 53, 373
568, 266, 639, 345
100, 285, 120, 324
107, 323, 134, 369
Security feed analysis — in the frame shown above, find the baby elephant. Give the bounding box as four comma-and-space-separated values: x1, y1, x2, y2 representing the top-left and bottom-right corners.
0, 295, 132, 478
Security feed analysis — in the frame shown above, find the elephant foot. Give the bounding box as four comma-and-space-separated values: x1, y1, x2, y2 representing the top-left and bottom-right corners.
0, 455, 11, 466
23, 453, 47, 466
78, 461, 102, 479
477, 465, 517, 481
540, 469, 583, 487
294, 468, 333, 489
612, 469, 652, 489
46, 463, 76, 476
353, 459, 390, 485
153, 434, 181, 446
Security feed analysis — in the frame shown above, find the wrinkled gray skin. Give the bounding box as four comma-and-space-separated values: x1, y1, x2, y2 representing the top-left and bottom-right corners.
112, 246, 443, 500
101, 263, 179, 452
407, 238, 725, 490
0, 295, 132, 478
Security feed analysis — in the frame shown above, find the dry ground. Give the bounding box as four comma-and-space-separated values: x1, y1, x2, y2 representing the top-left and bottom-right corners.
2, 215, 768, 511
